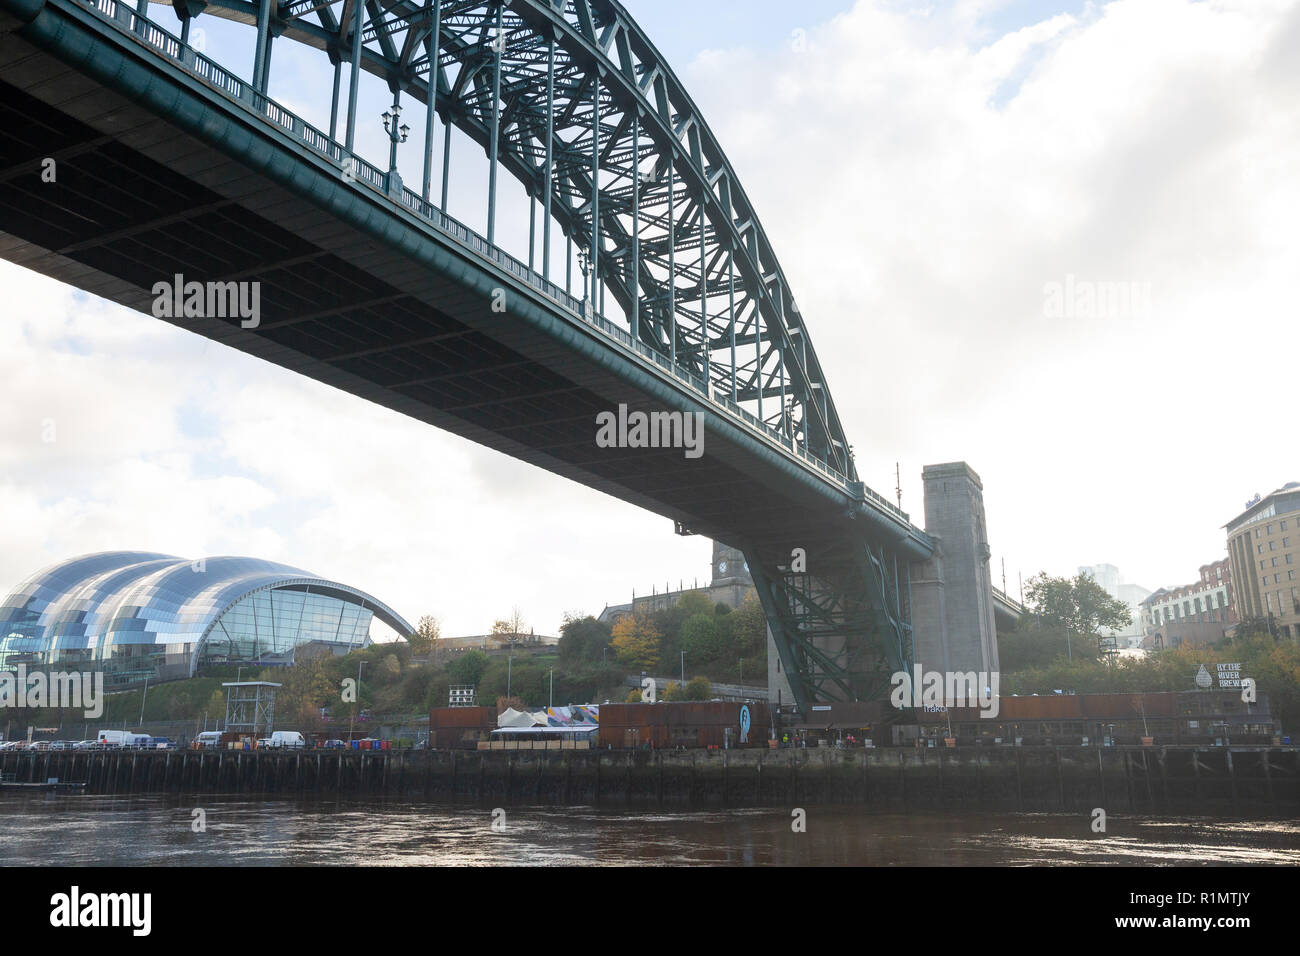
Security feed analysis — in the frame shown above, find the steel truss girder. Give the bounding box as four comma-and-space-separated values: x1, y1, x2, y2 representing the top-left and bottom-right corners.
152, 0, 859, 479
746, 535, 913, 716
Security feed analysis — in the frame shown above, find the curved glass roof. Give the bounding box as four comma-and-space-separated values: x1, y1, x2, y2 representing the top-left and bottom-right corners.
0, 552, 413, 679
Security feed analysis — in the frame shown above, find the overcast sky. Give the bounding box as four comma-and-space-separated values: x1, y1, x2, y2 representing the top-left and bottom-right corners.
2, 0, 1296, 637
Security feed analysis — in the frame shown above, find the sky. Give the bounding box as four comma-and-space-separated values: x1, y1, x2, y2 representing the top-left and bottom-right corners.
2, 0, 1297, 638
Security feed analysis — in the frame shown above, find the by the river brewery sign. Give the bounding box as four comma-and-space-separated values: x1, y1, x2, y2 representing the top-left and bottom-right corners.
1195, 662, 1247, 689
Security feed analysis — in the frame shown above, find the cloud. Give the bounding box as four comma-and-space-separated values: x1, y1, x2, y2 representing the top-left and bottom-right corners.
3, 0, 1295, 640
674, 0, 1299, 589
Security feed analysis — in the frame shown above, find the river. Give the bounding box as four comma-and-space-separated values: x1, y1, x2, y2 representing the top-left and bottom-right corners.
2, 794, 1298, 865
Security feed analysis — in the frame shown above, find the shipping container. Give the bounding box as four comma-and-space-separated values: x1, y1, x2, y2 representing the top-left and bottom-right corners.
998, 695, 1084, 720
598, 701, 770, 750
429, 706, 497, 730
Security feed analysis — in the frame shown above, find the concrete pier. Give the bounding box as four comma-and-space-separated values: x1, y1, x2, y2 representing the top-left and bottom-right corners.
1, 746, 1296, 815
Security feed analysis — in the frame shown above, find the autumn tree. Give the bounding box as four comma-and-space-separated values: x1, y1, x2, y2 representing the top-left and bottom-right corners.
611, 612, 661, 671
408, 615, 441, 655
729, 592, 769, 660
491, 607, 528, 644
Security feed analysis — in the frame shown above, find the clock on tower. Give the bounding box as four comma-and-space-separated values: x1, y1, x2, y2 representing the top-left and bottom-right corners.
711, 541, 750, 587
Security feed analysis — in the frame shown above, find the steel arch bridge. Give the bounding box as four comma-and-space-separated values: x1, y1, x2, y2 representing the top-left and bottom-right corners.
173, 0, 858, 472
0, 0, 944, 713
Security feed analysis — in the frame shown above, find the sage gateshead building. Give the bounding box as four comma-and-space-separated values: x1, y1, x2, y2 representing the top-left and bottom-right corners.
0, 552, 413, 689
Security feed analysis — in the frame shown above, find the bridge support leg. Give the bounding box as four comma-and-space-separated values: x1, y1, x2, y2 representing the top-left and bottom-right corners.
543, 38, 554, 280
746, 535, 912, 717
329, 56, 341, 140
421, 0, 441, 203
344, 0, 363, 152
252, 0, 272, 94
487, 2, 502, 243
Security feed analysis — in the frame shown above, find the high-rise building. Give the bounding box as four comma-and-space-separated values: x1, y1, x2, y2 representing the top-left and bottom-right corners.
1225, 482, 1300, 640
1077, 563, 1151, 649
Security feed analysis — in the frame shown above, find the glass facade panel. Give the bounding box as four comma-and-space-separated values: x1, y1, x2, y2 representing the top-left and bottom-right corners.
0, 552, 408, 690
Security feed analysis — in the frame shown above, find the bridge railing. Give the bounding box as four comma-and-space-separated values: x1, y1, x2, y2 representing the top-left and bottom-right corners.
76, 0, 923, 525
992, 587, 1025, 613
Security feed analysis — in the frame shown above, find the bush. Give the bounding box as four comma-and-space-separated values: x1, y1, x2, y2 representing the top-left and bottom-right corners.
684, 676, 712, 700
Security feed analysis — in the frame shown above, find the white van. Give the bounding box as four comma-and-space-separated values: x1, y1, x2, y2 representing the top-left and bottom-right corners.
270, 731, 305, 749
194, 731, 224, 750
97, 730, 149, 748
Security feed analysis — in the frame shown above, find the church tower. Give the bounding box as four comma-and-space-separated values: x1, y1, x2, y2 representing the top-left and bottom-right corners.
711, 541, 751, 588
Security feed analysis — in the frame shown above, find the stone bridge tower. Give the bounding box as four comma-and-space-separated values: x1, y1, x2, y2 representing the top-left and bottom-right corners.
909, 462, 1000, 677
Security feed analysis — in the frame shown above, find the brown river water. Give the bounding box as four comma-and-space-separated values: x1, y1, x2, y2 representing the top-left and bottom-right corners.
1, 794, 1297, 865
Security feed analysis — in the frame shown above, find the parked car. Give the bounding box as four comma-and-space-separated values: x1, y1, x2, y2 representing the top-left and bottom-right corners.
256, 738, 272, 749
72, 740, 98, 750
25, 740, 50, 751
321, 739, 346, 750
48, 741, 70, 751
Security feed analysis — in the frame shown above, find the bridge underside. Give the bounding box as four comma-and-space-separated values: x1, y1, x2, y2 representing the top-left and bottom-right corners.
0, 0, 926, 713
0, 41, 837, 546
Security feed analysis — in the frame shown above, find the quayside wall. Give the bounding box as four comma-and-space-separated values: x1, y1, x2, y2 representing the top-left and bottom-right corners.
2, 747, 1297, 815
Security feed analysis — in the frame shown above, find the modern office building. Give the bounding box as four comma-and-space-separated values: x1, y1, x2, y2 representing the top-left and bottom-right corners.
1226, 482, 1300, 639
1140, 559, 1236, 649
0, 552, 413, 689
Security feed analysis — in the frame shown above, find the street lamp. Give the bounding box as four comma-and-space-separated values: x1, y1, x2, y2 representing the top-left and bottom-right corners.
577, 248, 591, 315
382, 95, 410, 175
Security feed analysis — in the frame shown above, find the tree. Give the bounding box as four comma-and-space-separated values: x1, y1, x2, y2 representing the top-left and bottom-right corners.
378, 654, 401, 683
447, 649, 490, 687
684, 676, 712, 700
999, 616, 1073, 671
558, 614, 612, 664
491, 607, 529, 648
729, 592, 768, 660
408, 615, 441, 655
676, 590, 714, 617
611, 612, 661, 671
1022, 572, 1132, 662
681, 613, 726, 662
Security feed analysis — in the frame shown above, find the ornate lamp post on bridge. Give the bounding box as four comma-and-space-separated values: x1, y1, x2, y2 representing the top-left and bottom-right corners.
382, 94, 410, 197
578, 248, 592, 317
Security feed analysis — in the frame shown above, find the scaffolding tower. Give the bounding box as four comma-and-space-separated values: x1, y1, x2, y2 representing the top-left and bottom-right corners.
222, 681, 281, 737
